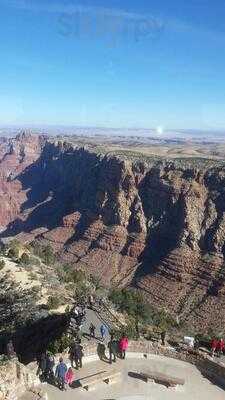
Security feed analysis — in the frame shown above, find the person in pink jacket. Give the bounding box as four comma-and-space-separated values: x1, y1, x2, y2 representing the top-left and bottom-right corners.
65, 367, 74, 389
119, 335, 129, 359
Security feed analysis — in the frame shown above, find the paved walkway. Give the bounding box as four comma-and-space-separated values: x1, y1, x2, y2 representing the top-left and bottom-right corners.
38, 356, 225, 400
80, 307, 111, 342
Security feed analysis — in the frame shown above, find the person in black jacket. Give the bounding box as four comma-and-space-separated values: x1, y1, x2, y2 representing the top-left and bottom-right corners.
108, 335, 118, 364
89, 323, 96, 338
37, 353, 47, 381
72, 340, 84, 370
161, 331, 166, 346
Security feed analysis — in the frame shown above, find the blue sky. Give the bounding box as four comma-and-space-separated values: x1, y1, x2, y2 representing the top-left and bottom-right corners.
1, 0, 225, 130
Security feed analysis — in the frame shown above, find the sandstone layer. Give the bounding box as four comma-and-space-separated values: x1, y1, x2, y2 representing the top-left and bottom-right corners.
0, 134, 225, 332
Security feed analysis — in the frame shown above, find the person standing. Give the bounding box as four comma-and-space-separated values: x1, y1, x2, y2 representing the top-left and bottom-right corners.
74, 306, 79, 317
119, 335, 129, 359
211, 338, 218, 357
76, 329, 83, 342
97, 343, 106, 361
65, 367, 74, 389
55, 357, 68, 391
69, 342, 75, 367
108, 335, 118, 364
89, 294, 94, 309
100, 324, 107, 341
161, 331, 166, 346
89, 323, 96, 338
99, 297, 104, 307
37, 353, 47, 381
6, 340, 16, 360
45, 353, 55, 381
217, 338, 225, 358
73, 340, 84, 370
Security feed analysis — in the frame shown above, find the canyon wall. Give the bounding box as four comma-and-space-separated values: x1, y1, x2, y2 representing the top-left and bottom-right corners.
0, 134, 225, 331
0, 133, 44, 230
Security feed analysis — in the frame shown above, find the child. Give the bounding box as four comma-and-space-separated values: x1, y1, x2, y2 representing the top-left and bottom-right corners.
65, 367, 74, 388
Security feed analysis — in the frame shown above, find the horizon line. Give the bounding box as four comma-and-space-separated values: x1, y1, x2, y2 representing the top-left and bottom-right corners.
0, 123, 225, 134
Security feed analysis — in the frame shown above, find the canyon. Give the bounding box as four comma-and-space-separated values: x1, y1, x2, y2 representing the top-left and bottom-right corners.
0, 132, 225, 333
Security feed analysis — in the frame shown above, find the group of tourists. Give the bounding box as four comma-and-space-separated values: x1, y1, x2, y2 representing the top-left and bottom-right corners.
37, 352, 55, 382
37, 351, 76, 390
210, 338, 225, 358
55, 358, 74, 391
108, 334, 129, 364
37, 332, 129, 391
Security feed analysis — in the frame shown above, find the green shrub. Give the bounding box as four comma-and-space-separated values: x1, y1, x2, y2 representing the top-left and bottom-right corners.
8, 247, 19, 259
31, 241, 55, 265
150, 308, 177, 332
0, 355, 8, 365
9, 239, 21, 251
0, 260, 5, 270
19, 253, 30, 265
74, 280, 91, 303
57, 265, 86, 284
29, 256, 41, 267
109, 288, 151, 323
56, 265, 91, 303
47, 334, 72, 354
109, 289, 177, 335
0, 246, 5, 256
30, 240, 42, 257
90, 274, 102, 290
65, 305, 70, 313
71, 269, 86, 284
32, 285, 40, 294
29, 272, 38, 280
202, 253, 215, 263
62, 268, 86, 284
42, 245, 55, 265
24, 243, 32, 252
29, 286, 40, 301
111, 323, 137, 340
195, 333, 211, 348
47, 296, 61, 309
6, 239, 21, 258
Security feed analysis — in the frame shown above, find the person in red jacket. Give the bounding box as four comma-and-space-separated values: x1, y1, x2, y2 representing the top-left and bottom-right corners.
211, 338, 218, 357
217, 338, 225, 358
119, 335, 129, 359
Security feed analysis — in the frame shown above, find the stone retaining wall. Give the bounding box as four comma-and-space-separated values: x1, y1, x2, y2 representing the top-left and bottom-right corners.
197, 357, 225, 388
81, 339, 225, 387
0, 359, 41, 400
82, 339, 202, 363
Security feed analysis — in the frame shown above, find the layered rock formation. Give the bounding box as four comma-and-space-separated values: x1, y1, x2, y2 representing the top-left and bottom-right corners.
0, 132, 44, 230
0, 358, 41, 400
0, 134, 225, 331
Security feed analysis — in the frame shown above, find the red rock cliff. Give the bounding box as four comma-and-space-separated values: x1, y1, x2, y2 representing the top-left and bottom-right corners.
0, 136, 225, 331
